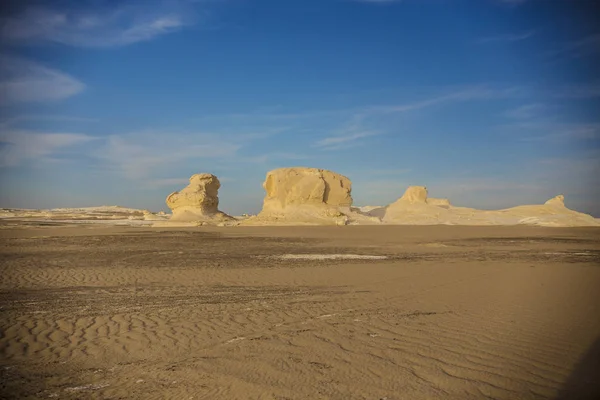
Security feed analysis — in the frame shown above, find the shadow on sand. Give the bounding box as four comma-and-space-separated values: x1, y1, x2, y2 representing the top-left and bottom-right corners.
555, 336, 600, 400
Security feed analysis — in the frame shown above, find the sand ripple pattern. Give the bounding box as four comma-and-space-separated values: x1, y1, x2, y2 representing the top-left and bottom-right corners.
1, 228, 600, 399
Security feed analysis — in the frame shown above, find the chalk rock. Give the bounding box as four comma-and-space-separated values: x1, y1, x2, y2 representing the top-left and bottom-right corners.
426, 197, 451, 207
262, 167, 352, 210
382, 185, 453, 224
143, 210, 169, 221
398, 186, 428, 204
166, 173, 233, 222
544, 194, 565, 207
382, 185, 599, 227
243, 167, 354, 225
356, 205, 383, 213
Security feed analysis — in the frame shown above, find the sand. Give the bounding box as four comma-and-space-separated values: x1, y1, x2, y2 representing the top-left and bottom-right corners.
1, 222, 599, 399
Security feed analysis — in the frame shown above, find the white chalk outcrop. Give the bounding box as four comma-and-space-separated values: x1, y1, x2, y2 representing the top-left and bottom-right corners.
164, 173, 234, 224
382, 186, 452, 225
426, 197, 451, 208
0, 206, 166, 226
544, 194, 565, 207
242, 167, 379, 225
381, 186, 598, 227
495, 194, 598, 227
356, 205, 384, 213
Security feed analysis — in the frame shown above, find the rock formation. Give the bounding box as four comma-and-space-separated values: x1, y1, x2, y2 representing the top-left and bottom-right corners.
397, 186, 428, 204
382, 186, 452, 224
165, 173, 233, 223
544, 194, 565, 207
381, 186, 598, 227
426, 197, 451, 208
242, 167, 363, 225
263, 167, 352, 209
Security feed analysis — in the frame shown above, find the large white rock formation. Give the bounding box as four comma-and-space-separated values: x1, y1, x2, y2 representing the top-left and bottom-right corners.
165, 173, 233, 223
242, 167, 377, 225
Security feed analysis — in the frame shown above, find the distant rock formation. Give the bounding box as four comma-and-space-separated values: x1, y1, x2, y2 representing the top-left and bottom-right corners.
242, 167, 363, 225
142, 210, 169, 221
544, 194, 565, 207
381, 186, 598, 227
397, 186, 428, 204
165, 173, 233, 223
496, 194, 599, 227
356, 205, 383, 213
382, 186, 451, 224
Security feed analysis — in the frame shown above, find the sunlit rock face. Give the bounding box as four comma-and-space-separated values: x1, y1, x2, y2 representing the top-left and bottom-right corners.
381, 186, 599, 227
166, 173, 233, 223
242, 167, 354, 225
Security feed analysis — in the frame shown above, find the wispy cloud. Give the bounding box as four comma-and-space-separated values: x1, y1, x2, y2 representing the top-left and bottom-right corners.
0, 56, 85, 105
368, 168, 412, 175
226, 152, 311, 165
504, 103, 544, 120
476, 30, 535, 44
537, 149, 600, 176
144, 177, 191, 188
314, 130, 380, 151
496, 0, 530, 6
0, 1, 198, 48
427, 178, 547, 209
0, 114, 98, 129
0, 130, 97, 167
366, 85, 523, 114
194, 85, 528, 129
545, 34, 600, 59
352, 0, 401, 3
99, 132, 242, 180
551, 83, 600, 99
519, 123, 600, 142
441, 180, 542, 193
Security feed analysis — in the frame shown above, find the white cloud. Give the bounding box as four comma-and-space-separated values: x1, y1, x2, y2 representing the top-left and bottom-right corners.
438, 180, 542, 193
98, 132, 242, 179
0, 2, 195, 48
552, 83, 600, 99
367, 86, 523, 114
352, 0, 401, 3
545, 34, 600, 59
0, 130, 96, 167
0, 115, 98, 131
144, 177, 191, 188
504, 103, 544, 120
310, 85, 524, 152
0, 56, 85, 105
519, 123, 600, 142
314, 130, 380, 151
538, 152, 600, 174
476, 30, 535, 44
213, 151, 310, 166
496, 0, 530, 6
368, 168, 411, 175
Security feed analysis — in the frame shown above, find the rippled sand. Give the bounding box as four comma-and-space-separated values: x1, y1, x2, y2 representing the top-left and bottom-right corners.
1, 223, 599, 399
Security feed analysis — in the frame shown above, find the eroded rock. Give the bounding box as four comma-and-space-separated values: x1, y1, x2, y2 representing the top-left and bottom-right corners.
242, 167, 355, 225
166, 173, 233, 223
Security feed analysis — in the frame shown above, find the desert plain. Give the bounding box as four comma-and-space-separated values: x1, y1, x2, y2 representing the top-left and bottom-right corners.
1, 221, 599, 400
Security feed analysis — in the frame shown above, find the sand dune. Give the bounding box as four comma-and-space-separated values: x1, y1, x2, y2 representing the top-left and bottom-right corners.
1, 223, 599, 399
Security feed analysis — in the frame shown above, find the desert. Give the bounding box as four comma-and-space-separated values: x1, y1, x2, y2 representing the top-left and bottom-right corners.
1, 211, 600, 399
2, 1, 599, 398
1, 170, 600, 399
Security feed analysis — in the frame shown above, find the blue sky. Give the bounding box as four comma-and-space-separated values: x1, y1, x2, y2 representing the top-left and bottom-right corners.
1, 0, 599, 216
